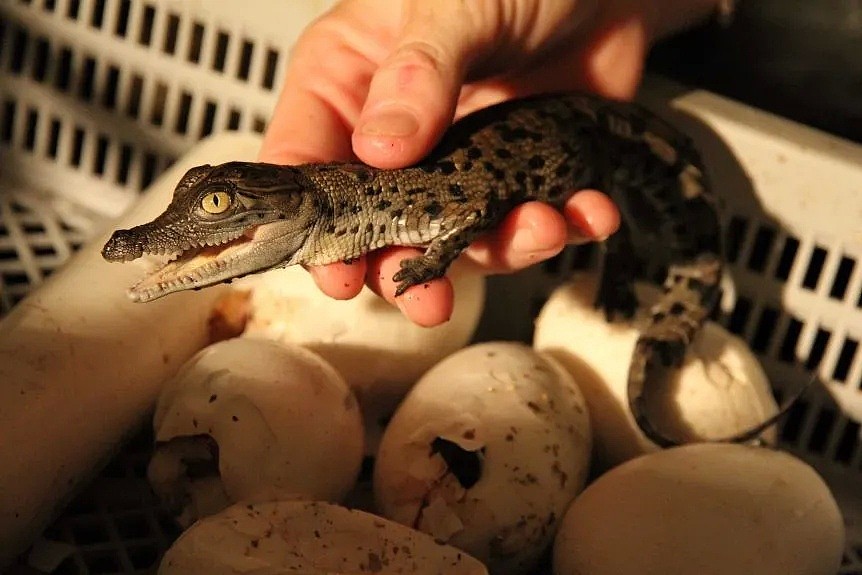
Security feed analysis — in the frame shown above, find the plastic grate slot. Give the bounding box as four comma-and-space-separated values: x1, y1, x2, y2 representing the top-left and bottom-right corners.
102, 64, 120, 109
746, 224, 776, 273
227, 107, 241, 130
43, 0, 56, 12
32, 36, 49, 81
66, 0, 80, 20
10, 26, 28, 75
116, 143, 133, 184
200, 99, 217, 138
803, 245, 827, 290
140, 152, 159, 190
262, 47, 279, 90
806, 327, 831, 370
835, 419, 860, 464
774, 237, 799, 280
90, 0, 106, 29
47, 116, 60, 157
79, 55, 97, 102
833, 337, 858, 382
726, 295, 752, 335
831, 255, 855, 301
807, 406, 836, 455
187, 21, 204, 64
115, 0, 130, 37
55, 45, 72, 91
23, 107, 38, 151
21, 220, 45, 234
750, 305, 779, 353
82, 549, 122, 574
253, 114, 267, 134
1, 99, 15, 143
163, 12, 179, 55
213, 30, 229, 73
238, 39, 254, 81
150, 81, 168, 126
32, 244, 56, 257
70, 125, 85, 167
126, 73, 143, 118
175, 90, 192, 134
0, 20, 6, 61
70, 516, 109, 545
115, 513, 151, 539
778, 316, 803, 363
779, 398, 808, 444
139, 4, 156, 47
93, 134, 109, 175
724, 214, 748, 264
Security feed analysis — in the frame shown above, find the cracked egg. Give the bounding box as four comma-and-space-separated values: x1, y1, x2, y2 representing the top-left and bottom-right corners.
158, 500, 489, 574
533, 272, 780, 470
373, 342, 592, 575
148, 338, 364, 528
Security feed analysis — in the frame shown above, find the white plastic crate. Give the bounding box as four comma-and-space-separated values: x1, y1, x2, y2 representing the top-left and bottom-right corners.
0, 0, 860, 573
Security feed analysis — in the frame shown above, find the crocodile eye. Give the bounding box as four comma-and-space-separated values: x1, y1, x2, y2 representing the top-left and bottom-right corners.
201, 191, 232, 214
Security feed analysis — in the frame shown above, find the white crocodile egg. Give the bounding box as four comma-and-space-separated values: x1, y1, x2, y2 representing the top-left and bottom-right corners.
148, 337, 363, 527
374, 342, 592, 575
553, 443, 845, 575
533, 272, 779, 469
235, 261, 485, 454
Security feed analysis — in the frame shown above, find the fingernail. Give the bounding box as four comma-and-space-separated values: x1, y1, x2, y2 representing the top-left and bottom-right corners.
360, 109, 420, 137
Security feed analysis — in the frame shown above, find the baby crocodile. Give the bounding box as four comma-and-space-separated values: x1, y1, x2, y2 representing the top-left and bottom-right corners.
102, 92, 783, 447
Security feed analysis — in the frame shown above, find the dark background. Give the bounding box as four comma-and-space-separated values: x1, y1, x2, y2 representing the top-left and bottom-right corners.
648, 0, 862, 144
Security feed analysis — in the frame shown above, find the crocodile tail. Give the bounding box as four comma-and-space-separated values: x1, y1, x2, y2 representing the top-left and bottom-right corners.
627, 255, 808, 447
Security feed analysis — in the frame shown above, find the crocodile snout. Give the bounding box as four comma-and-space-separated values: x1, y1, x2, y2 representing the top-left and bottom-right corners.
102, 229, 144, 262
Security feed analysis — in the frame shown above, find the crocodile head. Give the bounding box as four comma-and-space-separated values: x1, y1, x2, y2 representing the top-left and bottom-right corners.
102, 161, 319, 302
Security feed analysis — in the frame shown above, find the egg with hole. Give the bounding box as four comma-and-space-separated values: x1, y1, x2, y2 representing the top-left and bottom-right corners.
148, 337, 363, 527
533, 272, 779, 469
553, 443, 845, 575
223, 262, 485, 454
374, 342, 591, 575
158, 500, 489, 575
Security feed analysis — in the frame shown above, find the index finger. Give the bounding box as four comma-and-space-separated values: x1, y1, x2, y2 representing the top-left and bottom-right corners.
258, 31, 378, 299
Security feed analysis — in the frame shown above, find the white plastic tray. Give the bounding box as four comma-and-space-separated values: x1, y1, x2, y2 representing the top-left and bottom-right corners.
1, 0, 860, 573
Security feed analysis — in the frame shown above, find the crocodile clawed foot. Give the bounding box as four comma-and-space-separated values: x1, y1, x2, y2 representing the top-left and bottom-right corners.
392, 256, 445, 297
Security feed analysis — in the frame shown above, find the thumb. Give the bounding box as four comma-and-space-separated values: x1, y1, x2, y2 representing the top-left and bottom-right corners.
352, 3, 473, 169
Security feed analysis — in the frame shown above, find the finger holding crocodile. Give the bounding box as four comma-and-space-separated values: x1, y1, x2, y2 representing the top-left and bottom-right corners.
305, 258, 369, 300
464, 190, 619, 274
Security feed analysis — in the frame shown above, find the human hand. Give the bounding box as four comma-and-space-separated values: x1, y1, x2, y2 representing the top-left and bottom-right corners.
260, 0, 725, 327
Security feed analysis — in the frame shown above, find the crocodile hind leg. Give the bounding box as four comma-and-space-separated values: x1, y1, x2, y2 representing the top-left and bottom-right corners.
595, 220, 640, 321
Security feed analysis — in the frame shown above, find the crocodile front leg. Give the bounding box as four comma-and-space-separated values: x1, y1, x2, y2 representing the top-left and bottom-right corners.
391, 222, 481, 296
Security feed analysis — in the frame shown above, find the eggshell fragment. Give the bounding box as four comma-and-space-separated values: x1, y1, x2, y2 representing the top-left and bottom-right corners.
533, 272, 779, 468
374, 342, 592, 575
158, 500, 488, 575
149, 338, 363, 527
232, 262, 485, 454
553, 444, 845, 575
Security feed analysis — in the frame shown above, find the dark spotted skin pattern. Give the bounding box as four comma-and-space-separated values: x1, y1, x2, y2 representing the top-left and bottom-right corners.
104, 92, 787, 447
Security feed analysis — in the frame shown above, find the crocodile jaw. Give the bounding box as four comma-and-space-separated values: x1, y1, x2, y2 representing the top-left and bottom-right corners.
127, 225, 298, 302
